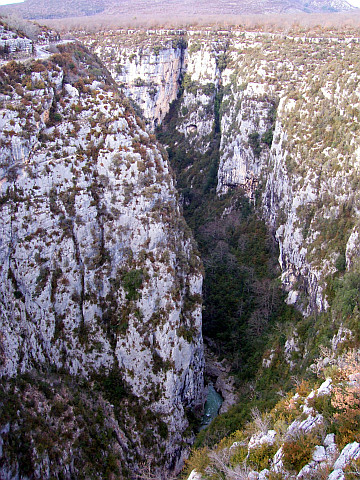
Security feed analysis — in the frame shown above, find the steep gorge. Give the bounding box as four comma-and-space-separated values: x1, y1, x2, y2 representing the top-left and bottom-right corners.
87, 28, 360, 319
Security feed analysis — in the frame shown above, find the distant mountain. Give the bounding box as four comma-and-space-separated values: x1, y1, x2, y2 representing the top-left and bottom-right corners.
304, 0, 355, 12
0, 0, 356, 20
0, 0, 106, 19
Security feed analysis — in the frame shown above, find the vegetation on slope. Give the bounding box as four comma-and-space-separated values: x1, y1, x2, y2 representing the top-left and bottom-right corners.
184, 348, 360, 479
0, 371, 123, 478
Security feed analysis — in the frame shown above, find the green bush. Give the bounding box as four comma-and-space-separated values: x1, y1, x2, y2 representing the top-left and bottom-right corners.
217, 52, 228, 72
333, 270, 360, 317
262, 128, 274, 147
307, 394, 335, 421
248, 442, 279, 471
122, 269, 144, 301
158, 420, 169, 440
189, 41, 202, 55
52, 112, 62, 123
182, 73, 198, 95
248, 132, 262, 157
184, 447, 210, 475
344, 457, 360, 480
95, 368, 127, 407
335, 252, 346, 272
230, 445, 247, 466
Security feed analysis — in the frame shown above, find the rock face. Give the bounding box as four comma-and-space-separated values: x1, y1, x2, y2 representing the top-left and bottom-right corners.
0, 43, 204, 477
89, 29, 360, 315
217, 81, 275, 198
86, 32, 186, 130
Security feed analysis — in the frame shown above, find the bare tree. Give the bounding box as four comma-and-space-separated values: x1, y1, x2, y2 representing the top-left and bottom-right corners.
133, 459, 177, 480
250, 407, 271, 434
2, 13, 40, 40
206, 448, 252, 480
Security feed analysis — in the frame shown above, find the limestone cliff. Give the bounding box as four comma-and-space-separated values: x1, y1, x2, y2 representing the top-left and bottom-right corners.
0, 42, 204, 478
85, 31, 186, 130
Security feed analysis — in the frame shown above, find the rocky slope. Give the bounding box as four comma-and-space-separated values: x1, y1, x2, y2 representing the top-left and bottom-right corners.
186, 351, 360, 480
0, 41, 204, 478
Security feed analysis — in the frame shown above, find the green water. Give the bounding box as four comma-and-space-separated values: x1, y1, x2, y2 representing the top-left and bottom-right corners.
201, 384, 223, 429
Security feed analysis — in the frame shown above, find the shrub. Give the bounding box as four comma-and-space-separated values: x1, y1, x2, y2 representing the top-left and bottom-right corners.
262, 128, 274, 147
182, 73, 198, 95
35, 267, 50, 295
217, 52, 228, 72
333, 270, 360, 317
51, 400, 67, 416
189, 41, 201, 54
296, 380, 312, 397
172, 37, 187, 50
158, 420, 168, 440
345, 457, 360, 480
230, 444, 247, 466
248, 442, 278, 471
335, 252, 346, 272
176, 325, 195, 344
184, 447, 210, 475
331, 351, 360, 448
282, 432, 319, 473
307, 393, 335, 421
270, 392, 303, 425
31, 61, 46, 73
268, 473, 285, 480
248, 132, 262, 157
95, 368, 127, 407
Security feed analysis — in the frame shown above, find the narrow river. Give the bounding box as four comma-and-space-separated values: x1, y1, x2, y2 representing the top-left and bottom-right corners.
200, 384, 223, 429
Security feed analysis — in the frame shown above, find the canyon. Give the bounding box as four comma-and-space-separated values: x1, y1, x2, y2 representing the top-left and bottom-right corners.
1, 18, 360, 480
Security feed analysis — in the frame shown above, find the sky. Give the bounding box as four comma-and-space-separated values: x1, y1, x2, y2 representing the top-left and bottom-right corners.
0, 0, 359, 8
0, 0, 359, 6
0, 0, 24, 4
